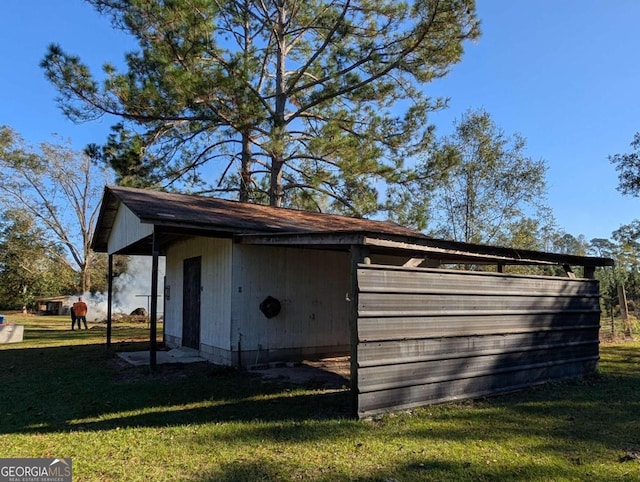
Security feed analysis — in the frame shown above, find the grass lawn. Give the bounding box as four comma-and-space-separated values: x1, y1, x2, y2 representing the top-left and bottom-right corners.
1, 313, 639, 481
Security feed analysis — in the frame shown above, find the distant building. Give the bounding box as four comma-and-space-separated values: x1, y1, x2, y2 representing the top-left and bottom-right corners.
35, 295, 72, 315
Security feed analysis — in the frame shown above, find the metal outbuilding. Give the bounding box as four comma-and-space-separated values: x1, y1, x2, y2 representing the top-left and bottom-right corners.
92, 185, 613, 418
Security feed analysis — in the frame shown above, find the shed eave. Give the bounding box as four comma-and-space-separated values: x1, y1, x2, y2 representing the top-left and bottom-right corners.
90, 187, 121, 253
362, 236, 614, 267
234, 231, 614, 267
235, 231, 367, 246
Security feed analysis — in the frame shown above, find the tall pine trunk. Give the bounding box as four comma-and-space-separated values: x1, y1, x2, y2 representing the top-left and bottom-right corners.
239, 2, 253, 204
270, 0, 287, 208
239, 130, 252, 202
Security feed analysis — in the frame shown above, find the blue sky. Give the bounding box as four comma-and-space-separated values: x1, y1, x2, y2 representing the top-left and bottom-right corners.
1, 1, 639, 242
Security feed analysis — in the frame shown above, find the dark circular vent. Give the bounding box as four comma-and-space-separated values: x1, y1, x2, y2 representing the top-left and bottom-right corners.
259, 296, 281, 319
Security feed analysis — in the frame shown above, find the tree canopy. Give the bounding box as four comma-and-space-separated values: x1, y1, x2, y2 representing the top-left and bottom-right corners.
0, 126, 111, 292
42, 0, 479, 215
610, 132, 640, 197
422, 109, 548, 245
0, 210, 77, 310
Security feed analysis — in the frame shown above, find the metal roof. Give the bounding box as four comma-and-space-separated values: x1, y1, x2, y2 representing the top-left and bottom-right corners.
91, 185, 426, 251
91, 185, 614, 269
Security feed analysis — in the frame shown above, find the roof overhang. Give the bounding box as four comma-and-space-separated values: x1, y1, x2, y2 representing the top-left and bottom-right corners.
91, 187, 119, 252
236, 232, 614, 268
91, 186, 614, 269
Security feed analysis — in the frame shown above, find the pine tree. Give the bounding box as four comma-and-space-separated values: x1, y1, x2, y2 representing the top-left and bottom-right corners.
42, 0, 479, 215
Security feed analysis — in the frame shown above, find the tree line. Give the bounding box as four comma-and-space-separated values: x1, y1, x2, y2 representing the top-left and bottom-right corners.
1, 111, 638, 314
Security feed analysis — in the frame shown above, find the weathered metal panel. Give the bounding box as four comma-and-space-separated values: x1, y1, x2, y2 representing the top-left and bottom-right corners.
358, 292, 599, 316
107, 204, 153, 254
231, 245, 350, 365
357, 265, 600, 295
358, 328, 600, 366
358, 344, 599, 392
358, 312, 600, 341
358, 359, 598, 414
355, 264, 601, 418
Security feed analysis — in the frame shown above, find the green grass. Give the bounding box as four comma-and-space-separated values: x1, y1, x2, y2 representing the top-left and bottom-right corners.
1, 313, 640, 481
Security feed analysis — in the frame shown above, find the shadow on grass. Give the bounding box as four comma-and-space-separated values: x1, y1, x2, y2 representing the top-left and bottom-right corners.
0, 340, 352, 435
3, 321, 640, 481
185, 347, 640, 480
2, 334, 640, 456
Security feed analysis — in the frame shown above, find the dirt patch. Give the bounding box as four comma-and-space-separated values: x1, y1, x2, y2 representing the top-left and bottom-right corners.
108, 354, 351, 389
305, 356, 351, 379
249, 356, 351, 390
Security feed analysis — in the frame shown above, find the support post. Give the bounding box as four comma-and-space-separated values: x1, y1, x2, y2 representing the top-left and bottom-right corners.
618, 283, 631, 337
107, 254, 113, 349
162, 275, 167, 346
150, 228, 160, 371
349, 244, 369, 419
584, 265, 596, 279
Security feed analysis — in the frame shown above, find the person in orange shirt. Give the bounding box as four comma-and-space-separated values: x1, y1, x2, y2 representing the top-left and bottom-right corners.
72, 297, 88, 330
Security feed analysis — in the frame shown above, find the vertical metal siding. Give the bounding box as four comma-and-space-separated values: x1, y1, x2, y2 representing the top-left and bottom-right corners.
355, 264, 600, 418
164, 237, 232, 358
231, 245, 350, 361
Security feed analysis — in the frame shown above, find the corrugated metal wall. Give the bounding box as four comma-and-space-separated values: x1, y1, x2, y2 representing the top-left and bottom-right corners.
355, 264, 600, 418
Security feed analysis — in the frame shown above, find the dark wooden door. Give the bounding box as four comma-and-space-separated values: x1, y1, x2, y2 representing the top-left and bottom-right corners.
182, 256, 201, 349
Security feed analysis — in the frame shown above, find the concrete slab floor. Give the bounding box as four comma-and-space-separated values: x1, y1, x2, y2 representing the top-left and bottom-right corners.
117, 347, 206, 366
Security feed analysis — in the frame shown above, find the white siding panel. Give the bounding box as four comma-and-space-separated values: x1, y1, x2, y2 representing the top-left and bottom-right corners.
107, 204, 154, 254
164, 237, 232, 359
231, 245, 350, 358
